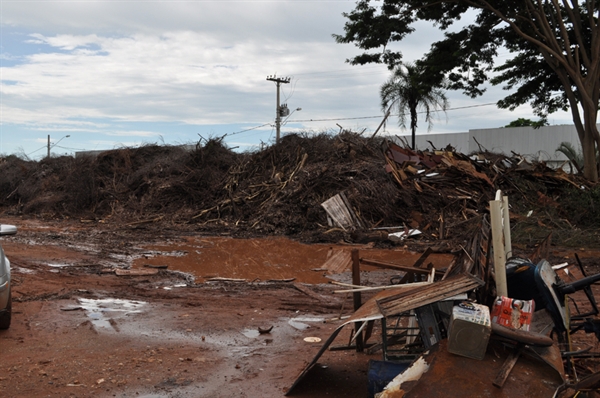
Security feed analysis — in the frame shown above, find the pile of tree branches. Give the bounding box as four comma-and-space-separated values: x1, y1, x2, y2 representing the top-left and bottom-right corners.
0, 131, 598, 246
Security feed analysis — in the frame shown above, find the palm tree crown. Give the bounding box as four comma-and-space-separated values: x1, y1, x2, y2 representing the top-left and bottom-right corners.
381, 63, 448, 149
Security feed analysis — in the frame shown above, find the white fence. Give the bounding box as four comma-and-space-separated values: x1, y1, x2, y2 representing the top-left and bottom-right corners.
396, 124, 593, 169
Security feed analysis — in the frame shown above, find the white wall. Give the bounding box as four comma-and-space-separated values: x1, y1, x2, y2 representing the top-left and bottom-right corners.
401, 132, 470, 153
469, 125, 581, 163
396, 124, 591, 167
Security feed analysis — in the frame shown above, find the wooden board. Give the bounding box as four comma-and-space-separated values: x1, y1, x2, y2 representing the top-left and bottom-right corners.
321, 193, 361, 230
360, 258, 444, 275
376, 274, 484, 317
321, 250, 351, 274
115, 268, 159, 276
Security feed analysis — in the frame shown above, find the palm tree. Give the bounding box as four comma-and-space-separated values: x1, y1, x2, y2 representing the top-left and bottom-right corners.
556, 142, 583, 174
555, 141, 600, 175
381, 63, 448, 150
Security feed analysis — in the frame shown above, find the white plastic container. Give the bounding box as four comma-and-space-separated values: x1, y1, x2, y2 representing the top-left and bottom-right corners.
447, 302, 491, 360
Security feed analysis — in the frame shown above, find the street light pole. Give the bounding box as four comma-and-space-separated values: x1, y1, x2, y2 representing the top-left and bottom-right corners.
47, 135, 71, 158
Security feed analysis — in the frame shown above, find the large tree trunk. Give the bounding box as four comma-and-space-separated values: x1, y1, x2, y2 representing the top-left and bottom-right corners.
537, 50, 599, 182
581, 102, 599, 182
577, 78, 599, 182
476, 0, 600, 181
582, 128, 597, 182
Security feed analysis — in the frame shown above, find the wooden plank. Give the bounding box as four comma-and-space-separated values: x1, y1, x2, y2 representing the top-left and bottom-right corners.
493, 345, 523, 388
352, 249, 364, 352
502, 195, 513, 259
115, 268, 159, 276
490, 198, 508, 297
376, 274, 484, 317
321, 250, 351, 274
412, 247, 433, 269
351, 250, 362, 311
360, 258, 444, 275
144, 264, 168, 269
339, 192, 363, 229
292, 283, 325, 302
206, 277, 247, 282
321, 194, 356, 231
333, 281, 431, 294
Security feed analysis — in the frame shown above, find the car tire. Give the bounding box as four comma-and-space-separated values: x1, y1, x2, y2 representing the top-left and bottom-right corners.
0, 289, 12, 330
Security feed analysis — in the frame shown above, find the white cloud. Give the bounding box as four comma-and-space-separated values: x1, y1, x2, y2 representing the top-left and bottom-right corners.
27, 33, 104, 50
2, 28, 386, 129
105, 130, 161, 138
0, 1, 577, 157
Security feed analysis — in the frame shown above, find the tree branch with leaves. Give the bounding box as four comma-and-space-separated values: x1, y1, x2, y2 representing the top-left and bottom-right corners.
335, 0, 600, 181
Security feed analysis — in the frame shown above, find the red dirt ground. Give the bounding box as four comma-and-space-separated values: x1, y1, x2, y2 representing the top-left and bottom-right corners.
0, 216, 438, 398
1, 216, 599, 398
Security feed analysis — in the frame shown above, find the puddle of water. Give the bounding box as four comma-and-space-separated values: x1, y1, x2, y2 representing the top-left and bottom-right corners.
241, 328, 260, 338
293, 316, 325, 323
135, 236, 456, 284
162, 284, 187, 290
210, 315, 326, 347
13, 266, 35, 274
78, 298, 147, 330
288, 319, 310, 330
287, 316, 325, 331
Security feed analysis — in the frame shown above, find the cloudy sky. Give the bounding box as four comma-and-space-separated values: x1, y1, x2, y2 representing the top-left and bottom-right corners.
0, 0, 573, 158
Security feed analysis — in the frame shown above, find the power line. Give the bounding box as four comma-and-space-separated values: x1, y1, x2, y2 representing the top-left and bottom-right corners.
230, 122, 272, 136
229, 102, 498, 136
54, 145, 87, 151
291, 115, 382, 123
27, 145, 48, 156
292, 66, 385, 77
436, 102, 497, 112
289, 102, 498, 124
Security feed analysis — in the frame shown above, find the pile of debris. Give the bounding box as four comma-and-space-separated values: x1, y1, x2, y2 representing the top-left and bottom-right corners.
378, 141, 596, 245
0, 132, 597, 247
287, 202, 600, 397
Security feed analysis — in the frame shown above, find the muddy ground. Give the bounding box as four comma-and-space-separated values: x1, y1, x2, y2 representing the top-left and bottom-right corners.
0, 216, 454, 398
2, 216, 600, 398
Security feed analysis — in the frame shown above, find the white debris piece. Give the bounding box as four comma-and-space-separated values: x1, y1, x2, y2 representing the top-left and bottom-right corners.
388, 229, 421, 242
376, 357, 430, 398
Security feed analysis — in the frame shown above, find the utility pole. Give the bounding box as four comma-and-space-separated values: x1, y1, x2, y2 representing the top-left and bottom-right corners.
266, 75, 290, 144
46, 134, 70, 159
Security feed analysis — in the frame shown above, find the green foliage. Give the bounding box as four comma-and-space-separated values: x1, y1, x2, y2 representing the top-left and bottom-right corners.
505, 118, 548, 129
336, 0, 600, 181
336, 1, 598, 115
556, 142, 584, 172
555, 142, 599, 175
380, 63, 448, 149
